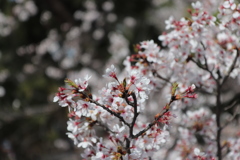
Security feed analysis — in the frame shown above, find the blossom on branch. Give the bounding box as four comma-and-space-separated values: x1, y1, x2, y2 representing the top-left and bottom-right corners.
53, 0, 240, 159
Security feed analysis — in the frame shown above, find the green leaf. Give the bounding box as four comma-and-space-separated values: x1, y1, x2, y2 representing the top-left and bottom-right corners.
171, 82, 178, 96
64, 79, 78, 88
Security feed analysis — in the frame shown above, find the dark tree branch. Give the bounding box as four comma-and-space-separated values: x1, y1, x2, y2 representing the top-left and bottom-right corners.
89, 98, 131, 128
216, 79, 222, 160
152, 69, 172, 84
191, 58, 217, 82
132, 97, 175, 139
223, 92, 240, 111
129, 92, 139, 138
222, 106, 240, 129
216, 48, 239, 160
221, 48, 240, 86
132, 108, 169, 139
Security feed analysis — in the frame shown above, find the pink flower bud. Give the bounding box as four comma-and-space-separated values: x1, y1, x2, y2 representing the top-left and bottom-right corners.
185, 93, 198, 99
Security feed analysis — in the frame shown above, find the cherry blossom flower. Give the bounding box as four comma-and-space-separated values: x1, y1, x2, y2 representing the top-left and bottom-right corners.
223, 0, 236, 10
103, 64, 118, 80
74, 74, 91, 92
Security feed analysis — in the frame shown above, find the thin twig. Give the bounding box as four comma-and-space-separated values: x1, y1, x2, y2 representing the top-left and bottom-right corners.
191, 58, 217, 82
221, 48, 239, 86
152, 69, 172, 84
132, 97, 175, 139
222, 105, 240, 129
216, 74, 223, 160
89, 98, 131, 128
132, 109, 169, 139
129, 92, 139, 138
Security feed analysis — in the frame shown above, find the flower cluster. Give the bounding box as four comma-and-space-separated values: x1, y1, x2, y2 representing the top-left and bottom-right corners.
54, 64, 196, 159
219, 0, 240, 32
158, 0, 240, 88
176, 108, 217, 159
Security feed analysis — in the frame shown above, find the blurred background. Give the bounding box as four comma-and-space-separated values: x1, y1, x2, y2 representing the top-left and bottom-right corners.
0, 0, 194, 159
